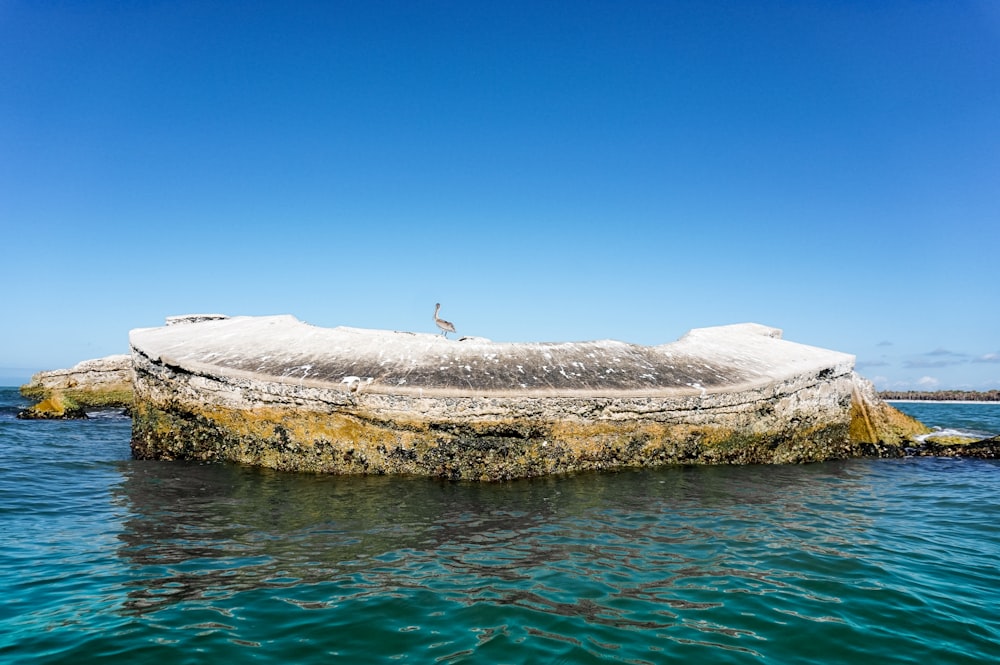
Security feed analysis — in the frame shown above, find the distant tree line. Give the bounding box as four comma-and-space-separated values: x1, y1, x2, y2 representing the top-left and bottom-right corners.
879, 390, 1000, 402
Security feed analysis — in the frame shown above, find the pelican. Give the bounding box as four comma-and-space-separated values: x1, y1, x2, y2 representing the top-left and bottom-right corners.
434, 303, 456, 337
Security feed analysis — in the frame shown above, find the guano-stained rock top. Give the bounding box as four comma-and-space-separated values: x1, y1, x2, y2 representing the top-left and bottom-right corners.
129, 315, 855, 397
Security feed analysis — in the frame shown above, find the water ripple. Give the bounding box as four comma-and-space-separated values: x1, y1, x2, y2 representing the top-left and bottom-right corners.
2, 389, 1000, 663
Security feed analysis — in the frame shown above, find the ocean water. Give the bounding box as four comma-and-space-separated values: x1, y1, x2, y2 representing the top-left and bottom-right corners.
1, 388, 998, 664
888, 400, 1000, 441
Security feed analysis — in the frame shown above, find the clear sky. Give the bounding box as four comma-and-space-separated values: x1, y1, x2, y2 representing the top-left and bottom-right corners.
2, 1, 998, 390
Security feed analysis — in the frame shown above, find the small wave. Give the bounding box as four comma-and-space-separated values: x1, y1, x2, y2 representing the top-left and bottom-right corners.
0, 407, 25, 420
85, 408, 131, 421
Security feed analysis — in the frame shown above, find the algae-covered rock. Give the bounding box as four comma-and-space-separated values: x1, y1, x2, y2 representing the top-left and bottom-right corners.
914, 434, 1000, 459
849, 373, 930, 448
17, 392, 89, 420
921, 433, 981, 446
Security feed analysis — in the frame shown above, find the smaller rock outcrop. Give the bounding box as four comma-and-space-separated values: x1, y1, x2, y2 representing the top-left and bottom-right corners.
20, 355, 133, 412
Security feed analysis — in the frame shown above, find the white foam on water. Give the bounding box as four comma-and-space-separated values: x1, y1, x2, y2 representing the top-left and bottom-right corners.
915, 427, 993, 443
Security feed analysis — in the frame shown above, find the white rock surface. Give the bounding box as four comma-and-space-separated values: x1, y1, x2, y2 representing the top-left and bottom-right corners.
24, 354, 133, 392
130, 315, 855, 398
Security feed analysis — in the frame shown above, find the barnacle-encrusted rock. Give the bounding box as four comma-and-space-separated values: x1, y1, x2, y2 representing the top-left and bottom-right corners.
128, 315, 928, 480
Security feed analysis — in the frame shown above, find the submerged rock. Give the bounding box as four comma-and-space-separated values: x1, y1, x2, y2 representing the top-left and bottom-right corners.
128, 315, 928, 480
907, 433, 1000, 459
17, 393, 89, 420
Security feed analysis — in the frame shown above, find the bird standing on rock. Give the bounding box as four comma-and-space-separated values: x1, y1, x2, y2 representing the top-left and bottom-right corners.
434, 303, 456, 337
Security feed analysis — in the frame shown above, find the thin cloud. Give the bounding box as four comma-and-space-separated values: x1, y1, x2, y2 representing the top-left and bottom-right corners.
876, 340, 893, 347
973, 352, 1000, 364
903, 359, 964, 369
924, 348, 968, 358
904, 348, 971, 369
856, 359, 890, 369
917, 376, 939, 388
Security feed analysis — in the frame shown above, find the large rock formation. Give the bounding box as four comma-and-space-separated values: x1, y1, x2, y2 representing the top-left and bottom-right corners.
129, 315, 927, 480
19, 354, 133, 418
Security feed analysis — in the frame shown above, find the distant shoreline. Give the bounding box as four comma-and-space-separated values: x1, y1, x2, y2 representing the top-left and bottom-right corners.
879, 390, 1000, 403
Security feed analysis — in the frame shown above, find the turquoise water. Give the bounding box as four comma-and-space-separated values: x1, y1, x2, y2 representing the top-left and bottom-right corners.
888, 400, 1000, 440
2, 388, 998, 664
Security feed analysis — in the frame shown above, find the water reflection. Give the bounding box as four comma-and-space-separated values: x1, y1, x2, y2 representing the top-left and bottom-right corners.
112, 459, 877, 623
103, 457, 1000, 663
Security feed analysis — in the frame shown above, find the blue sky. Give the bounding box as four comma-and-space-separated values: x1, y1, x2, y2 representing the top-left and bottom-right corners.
2, 1, 998, 390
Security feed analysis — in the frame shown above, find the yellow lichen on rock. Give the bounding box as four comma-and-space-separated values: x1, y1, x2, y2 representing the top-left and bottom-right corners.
16, 392, 88, 420
920, 433, 981, 446
850, 374, 930, 444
